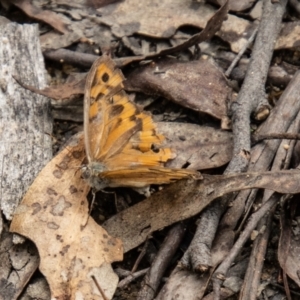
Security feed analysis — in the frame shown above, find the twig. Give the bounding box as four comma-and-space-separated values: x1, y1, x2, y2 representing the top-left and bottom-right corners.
181, 1, 288, 289
137, 223, 186, 300
270, 281, 300, 297
228, 0, 287, 173
213, 194, 279, 285
212, 0, 288, 298
239, 114, 300, 299
251, 132, 300, 144
43, 49, 97, 68
43, 49, 149, 69
225, 27, 258, 77
91, 275, 109, 300
180, 207, 217, 271
117, 268, 149, 289
212, 71, 300, 300
239, 204, 276, 300
131, 239, 149, 273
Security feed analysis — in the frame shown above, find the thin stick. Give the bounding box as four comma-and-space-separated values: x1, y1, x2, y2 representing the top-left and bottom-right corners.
118, 268, 149, 289
252, 132, 300, 144
213, 195, 278, 281
225, 27, 258, 77
131, 239, 149, 273
91, 275, 109, 300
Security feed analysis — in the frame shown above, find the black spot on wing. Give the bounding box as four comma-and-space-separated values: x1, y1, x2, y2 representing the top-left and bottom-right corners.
102, 72, 109, 82
130, 116, 142, 131
95, 92, 105, 102
129, 115, 137, 122
110, 104, 124, 117
151, 144, 160, 153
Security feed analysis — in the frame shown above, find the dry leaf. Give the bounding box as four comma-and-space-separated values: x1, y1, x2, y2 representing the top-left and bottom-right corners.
10, 134, 123, 300
125, 58, 230, 120
114, 9, 228, 67
40, 31, 82, 52
142, 1, 229, 59
103, 170, 300, 252
31, 0, 255, 53
43, 1, 228, 65
98, 0, 255, 53
14, 75, 86, 105
158, 122, 232, 170
11, 0, 68, 34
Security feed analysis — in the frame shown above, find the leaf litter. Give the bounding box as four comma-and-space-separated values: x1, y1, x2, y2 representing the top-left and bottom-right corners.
5, 0, 300, 299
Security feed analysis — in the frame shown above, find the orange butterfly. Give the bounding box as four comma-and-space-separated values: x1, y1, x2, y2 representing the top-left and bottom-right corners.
82, 55, 201, 190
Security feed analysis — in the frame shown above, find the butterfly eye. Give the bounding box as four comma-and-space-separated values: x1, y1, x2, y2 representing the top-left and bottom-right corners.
81, 167, 91, 180
102, 73, 109, 82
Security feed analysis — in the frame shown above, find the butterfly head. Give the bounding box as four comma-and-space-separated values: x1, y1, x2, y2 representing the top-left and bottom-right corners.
81, 162, 110, 191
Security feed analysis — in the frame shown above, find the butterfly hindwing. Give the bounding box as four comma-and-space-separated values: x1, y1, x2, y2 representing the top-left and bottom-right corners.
99, 168, 198, 188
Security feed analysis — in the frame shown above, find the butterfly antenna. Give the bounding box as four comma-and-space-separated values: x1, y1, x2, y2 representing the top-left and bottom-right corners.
73, 165, 84, 175
87, 188, 96, 218
83, 188, 96, 227
113, 191, 118, 211
89, 188, 97, 215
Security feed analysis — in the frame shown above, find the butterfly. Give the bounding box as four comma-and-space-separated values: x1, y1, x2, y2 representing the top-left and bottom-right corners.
82, 55, 201, 191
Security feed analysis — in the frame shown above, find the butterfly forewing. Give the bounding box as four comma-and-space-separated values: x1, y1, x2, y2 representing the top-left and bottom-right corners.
83, 55, 201, 189
84, 56, 124, 162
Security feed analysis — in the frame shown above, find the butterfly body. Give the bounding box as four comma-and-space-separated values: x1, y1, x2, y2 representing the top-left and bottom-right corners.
82, 162, 109, 190
83, 55, 201, 190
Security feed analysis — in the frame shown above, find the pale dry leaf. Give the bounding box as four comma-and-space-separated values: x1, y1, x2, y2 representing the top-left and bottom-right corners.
249, 0, 263, 19
276, 22, 300, 50
10, 134, 123, 300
